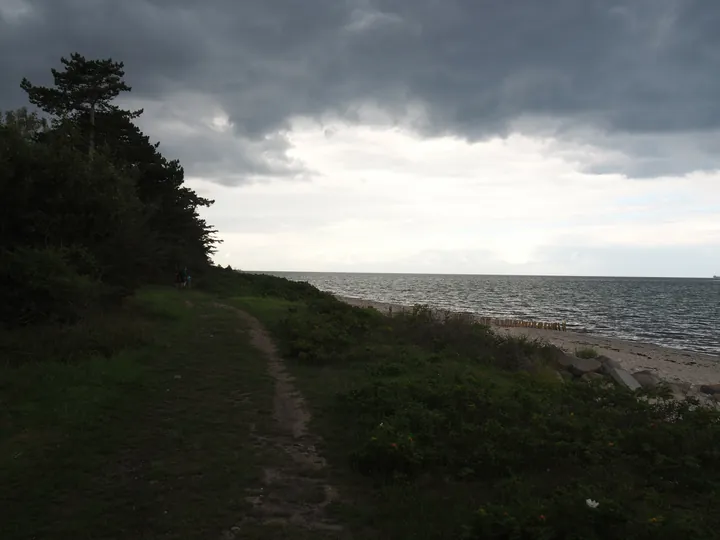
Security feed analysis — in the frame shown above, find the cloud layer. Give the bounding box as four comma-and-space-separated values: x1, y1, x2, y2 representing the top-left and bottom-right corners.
2, 0, 720, 180
194, 120, 720, 276
2, 0, 719, 275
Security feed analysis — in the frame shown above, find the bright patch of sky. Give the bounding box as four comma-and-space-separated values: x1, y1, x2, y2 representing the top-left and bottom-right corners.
188, 118, 720, 276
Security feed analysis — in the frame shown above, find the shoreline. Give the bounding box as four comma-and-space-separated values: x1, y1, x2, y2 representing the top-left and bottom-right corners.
337, 295, 720, 386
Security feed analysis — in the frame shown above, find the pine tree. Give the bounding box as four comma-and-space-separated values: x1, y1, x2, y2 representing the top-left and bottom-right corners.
20, 53, 141, 159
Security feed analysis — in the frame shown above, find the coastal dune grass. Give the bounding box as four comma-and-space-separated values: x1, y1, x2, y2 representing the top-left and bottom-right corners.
217, 272, 720, 540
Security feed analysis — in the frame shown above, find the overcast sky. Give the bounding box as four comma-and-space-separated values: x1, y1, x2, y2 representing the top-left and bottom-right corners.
1, 0, 719, 276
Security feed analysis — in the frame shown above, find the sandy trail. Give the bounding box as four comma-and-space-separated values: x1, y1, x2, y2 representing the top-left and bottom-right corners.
338, 295, 720, 386
219, 306, 346, 538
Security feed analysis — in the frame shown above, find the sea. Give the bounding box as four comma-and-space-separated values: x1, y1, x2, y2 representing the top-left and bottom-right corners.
269, 272, 720, 356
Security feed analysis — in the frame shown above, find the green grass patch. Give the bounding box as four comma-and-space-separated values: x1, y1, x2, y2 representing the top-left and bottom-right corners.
0, 287, 277, 540
228, 296, 300, 329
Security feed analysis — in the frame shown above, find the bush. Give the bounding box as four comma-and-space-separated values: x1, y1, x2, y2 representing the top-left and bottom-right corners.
575, 347, 600, 359
0, 247, 108, 327
198, 266, 333, 302
283, 299, 387, 365
268, 291, 720, 538
465, 482, 716, 539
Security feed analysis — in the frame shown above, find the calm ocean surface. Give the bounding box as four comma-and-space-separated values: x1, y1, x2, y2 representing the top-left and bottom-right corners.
270, 272, 719, 355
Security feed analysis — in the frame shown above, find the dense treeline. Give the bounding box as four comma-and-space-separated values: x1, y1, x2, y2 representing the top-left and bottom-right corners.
0, 53, 219, 326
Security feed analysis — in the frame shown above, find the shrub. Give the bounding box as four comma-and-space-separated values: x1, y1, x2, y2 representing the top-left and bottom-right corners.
575, 347, 600, 359
0, 247, 108, 327
271, 292, 720, 538
199, 266, 333, 302
283, 299, 387, 365
465, 486, 715, 539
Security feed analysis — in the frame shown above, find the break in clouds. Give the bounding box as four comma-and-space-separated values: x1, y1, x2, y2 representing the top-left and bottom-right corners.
1, 0, 719, 183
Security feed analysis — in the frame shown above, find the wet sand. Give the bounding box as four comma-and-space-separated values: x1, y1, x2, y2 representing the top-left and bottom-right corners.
337, 295, 720, 386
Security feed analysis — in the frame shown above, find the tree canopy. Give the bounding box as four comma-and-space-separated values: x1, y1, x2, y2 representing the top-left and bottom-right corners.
21, 53, 142, 158
0, 53, 220, 326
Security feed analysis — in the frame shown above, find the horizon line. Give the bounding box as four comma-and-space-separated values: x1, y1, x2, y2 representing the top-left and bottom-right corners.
235, 269, 717, 280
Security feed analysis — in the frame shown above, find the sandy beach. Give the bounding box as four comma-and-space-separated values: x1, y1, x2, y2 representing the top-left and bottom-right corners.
337, 295, 720, 386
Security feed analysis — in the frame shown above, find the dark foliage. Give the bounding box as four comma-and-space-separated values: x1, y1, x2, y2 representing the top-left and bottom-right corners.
270, 293, 720, 539
0, 53, 220, 327
199, 265, 333, 302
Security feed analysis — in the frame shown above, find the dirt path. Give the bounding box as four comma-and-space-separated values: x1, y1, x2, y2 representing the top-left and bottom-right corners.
219, 307, 346, 538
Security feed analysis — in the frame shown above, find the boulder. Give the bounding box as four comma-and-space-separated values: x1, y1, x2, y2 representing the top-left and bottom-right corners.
608, 367, 642, 391
553, 352, 575, 370
632, 370, 661, 389
667, 381, 692, 394
580, 372, 606, 383
599, 357, 622, 374
700, 384, 720, 395
568, 357, 602, 377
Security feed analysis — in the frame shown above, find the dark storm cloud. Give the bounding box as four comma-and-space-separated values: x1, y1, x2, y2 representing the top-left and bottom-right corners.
2, 0, 719, 181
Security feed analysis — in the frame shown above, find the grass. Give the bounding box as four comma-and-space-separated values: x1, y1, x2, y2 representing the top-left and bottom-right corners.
575, 346, 600, 359
4, 266, 720, 539
0, 286, 278, 540
211, 270, 720, 540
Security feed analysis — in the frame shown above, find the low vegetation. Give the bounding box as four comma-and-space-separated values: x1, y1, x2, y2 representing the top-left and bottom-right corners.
1, 287, 281, 539
221, 273, 720, 540
575, 346, 601, 359
4, 266, 720, 539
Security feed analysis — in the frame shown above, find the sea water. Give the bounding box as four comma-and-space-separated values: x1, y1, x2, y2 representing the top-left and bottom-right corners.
270, 272, 720, 355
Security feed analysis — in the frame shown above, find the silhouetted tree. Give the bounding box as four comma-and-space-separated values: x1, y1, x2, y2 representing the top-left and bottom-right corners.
1, 107, 48, 138
20, 53, 141, 159
0, 52, 220, 327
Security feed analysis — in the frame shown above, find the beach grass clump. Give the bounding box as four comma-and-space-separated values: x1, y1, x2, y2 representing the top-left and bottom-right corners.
575, 346, 600, 359
253, 291, 720, 539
